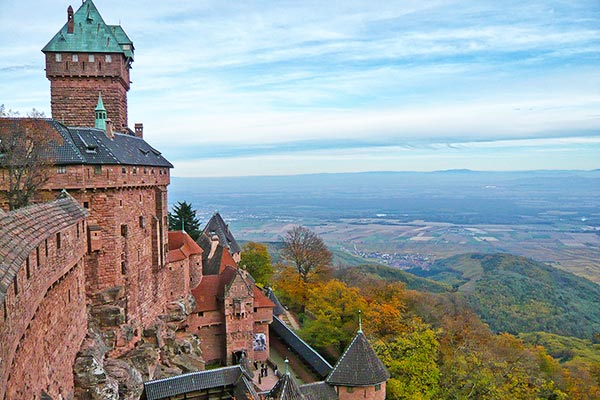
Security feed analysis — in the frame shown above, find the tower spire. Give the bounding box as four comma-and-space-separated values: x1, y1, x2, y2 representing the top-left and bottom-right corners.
95, 92, 107, 130
358, 309, 363, 333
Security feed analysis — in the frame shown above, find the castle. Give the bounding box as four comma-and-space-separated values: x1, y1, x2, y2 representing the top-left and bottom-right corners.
0, 1, 388, 399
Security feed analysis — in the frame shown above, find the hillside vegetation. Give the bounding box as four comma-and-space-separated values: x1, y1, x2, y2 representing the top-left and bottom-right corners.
336, 264, 451, 293
407, 253, 600, 339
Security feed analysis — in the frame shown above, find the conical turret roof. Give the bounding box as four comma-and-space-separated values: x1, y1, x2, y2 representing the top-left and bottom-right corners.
325, 331, 390, 386
267, 372, 305, 400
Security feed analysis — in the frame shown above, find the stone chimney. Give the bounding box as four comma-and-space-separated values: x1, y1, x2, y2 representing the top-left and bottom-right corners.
208, 234, 219, 260
134, 123, 143, 138
106, 119, 114, 139
67, 6, 74, 34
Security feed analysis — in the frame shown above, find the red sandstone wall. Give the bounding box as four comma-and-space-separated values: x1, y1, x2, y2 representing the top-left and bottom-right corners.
45, 52, 130, 130
224, 274, 256, 364
0, 220, 87, 400
253, 322, 270, 362
167, 260, 190, 301
335, 382, 387, 400
189, 253, 203, 290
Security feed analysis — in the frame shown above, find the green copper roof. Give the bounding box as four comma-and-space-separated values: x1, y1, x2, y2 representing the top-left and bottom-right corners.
95, 92, 107, 130
95, 92, 106, 111
42, 0, 133, 60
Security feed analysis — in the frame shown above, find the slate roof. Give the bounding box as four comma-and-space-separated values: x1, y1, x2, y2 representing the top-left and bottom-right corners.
298, 382, 338, 400
266, 372, 305, 400
141, 365, 244, 400
167, 231, 203, 263
325, 331, 390, 386
265, 287, 286, 316
203, 213, 241, 254
0, 119, 172, 167
42, 0, 134, 60
0, 192, 88, 305
270, 316, 333, 379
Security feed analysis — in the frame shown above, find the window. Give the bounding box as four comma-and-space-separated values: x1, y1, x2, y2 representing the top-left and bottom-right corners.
3, 301, 6, 321
55, 53, 62, 62
72, 54, 78, 62
121, 224, 128, 237
347, 387, 354, 393
56, 232, 61, 249
197, 311, 204, 317
36, 247, 40, 267
132, 167, 137, 175
121, 262, 127, 275
26, 257, 31, 279
105, 54, 112, 62
45, 239, 48, 256
13, 276, 18, 296
139, 216, 146, 229
122, 167, 126, 174
94, 165, 102, 175
77, 222, 80, 238
57, 166, 67, 174
83, 201, 89, 209
88, 54, 95, 62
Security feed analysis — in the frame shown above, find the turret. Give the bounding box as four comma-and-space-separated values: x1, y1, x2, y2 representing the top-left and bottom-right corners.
42, 0, 134, 130
325, 313, 390, 400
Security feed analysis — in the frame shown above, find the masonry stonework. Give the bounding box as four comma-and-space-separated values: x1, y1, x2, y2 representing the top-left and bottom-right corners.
0, 204, 87, 400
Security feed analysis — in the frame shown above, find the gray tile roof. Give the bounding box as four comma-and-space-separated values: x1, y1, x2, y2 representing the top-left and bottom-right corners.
1, 119, 172, 167
266, 373, 305, 400
299, 381, 338, 400
270, 316, 333, 379
265, 287, 286, 316
325, 331, 390, 386
0, 192, 88, 305
203, 212, 241, 254
141, 365, 243, 400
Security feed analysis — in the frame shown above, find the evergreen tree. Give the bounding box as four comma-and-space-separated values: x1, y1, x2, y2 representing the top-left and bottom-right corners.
169, 201, 201, 240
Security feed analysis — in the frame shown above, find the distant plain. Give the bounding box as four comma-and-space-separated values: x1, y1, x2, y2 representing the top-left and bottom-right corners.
170, 170, 600, 283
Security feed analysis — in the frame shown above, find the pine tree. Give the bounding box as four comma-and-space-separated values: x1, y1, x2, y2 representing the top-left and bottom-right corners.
168, 201, 201, 240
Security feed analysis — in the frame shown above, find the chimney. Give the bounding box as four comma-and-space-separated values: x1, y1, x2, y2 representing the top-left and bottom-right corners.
134, 123, 143, 138
208, 234, 219, 260
67, 6, 74, 34
106, 119, 114, 139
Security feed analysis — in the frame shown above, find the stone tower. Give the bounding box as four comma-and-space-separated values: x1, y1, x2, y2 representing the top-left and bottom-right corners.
42, 0, 134, 131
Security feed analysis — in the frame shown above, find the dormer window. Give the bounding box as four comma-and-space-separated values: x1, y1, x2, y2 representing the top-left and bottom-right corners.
55, 53, 62, 62
72, 54, 78, 62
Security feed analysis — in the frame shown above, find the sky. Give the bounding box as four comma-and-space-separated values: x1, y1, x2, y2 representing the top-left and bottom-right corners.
1, 0, 599, 176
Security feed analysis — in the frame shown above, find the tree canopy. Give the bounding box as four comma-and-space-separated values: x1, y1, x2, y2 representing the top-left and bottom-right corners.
240, 242, 274, 286
168, 201, 201, 240
281, 226, 332, 282
0, 106, 59, 210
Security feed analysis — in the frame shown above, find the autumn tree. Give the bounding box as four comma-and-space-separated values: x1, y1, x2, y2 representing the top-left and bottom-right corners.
0, 106, 59, 210
281, 225, 332, 282
169, 201, 201, 240
240, 242, 274, 286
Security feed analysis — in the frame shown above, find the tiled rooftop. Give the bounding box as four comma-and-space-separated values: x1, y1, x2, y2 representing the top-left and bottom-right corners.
0, 192, 88, 305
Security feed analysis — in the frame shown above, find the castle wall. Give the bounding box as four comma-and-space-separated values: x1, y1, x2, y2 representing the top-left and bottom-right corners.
335, 383, 387, 400
0, 220, 87, 400
253, 321, 270, 362
167, 259, 191, 301
224, 274, 255, 365
45, 52, 130, 130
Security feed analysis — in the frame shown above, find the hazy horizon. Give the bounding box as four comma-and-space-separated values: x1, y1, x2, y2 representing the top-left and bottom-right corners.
1, 0, 599, 176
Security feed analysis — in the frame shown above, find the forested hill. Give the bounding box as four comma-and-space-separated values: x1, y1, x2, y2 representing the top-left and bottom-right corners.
406, 253, 600, 339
